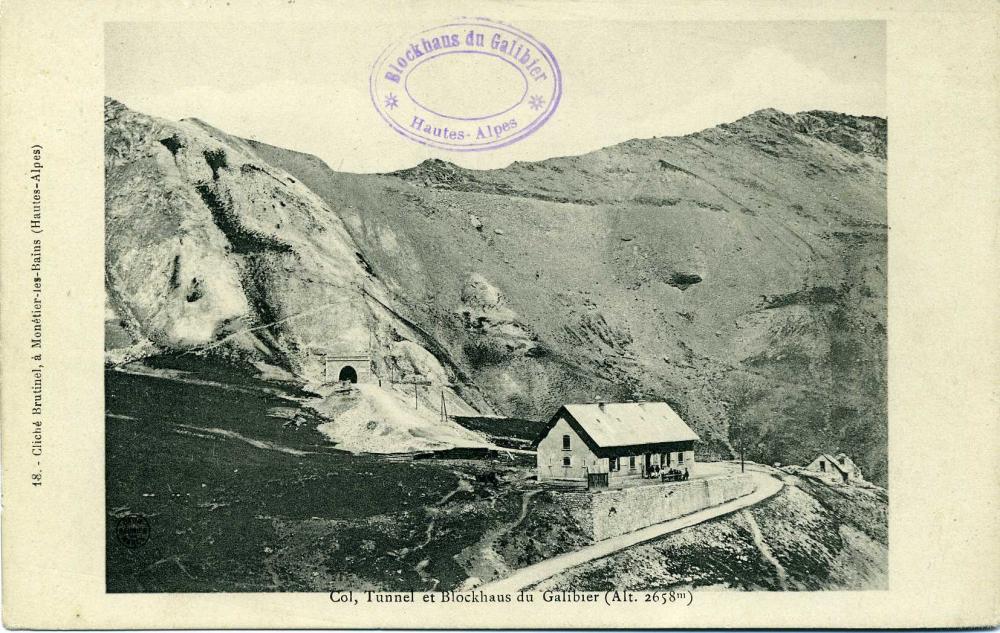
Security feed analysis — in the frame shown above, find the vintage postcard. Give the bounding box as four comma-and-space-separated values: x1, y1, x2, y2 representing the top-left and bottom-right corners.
1, 0, 998, 629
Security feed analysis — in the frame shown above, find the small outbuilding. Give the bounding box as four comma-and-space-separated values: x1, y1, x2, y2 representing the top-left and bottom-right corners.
535, 402, 699, 487
805, 452, 864, 484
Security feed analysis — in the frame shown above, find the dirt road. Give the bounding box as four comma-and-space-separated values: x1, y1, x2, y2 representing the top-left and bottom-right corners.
478, 469, 783, 592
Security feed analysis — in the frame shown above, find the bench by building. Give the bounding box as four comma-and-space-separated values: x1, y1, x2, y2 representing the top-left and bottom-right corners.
535, 402, 699, 487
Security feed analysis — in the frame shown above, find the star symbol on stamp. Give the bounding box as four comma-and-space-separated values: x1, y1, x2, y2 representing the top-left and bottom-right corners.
384, 94, 399, 109
529, 95, 545, 111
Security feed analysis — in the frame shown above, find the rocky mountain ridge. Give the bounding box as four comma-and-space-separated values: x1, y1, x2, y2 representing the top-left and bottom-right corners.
105, 99, 887, 482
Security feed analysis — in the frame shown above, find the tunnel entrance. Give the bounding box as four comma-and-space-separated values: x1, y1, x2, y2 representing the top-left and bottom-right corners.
320, 353, 370, 385
338, 366, 358, 383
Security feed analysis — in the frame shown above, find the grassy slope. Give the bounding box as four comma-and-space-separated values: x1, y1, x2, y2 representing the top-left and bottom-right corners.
107, 367, 885, 592
248, 110, 887, 484
106, 368, 533, 592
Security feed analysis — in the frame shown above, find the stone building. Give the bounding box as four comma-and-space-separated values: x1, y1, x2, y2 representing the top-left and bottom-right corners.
535, 402, 699, 487
805, 452, 864, 484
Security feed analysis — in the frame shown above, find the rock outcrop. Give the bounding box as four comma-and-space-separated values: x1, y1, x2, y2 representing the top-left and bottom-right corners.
105, 98, 490, 449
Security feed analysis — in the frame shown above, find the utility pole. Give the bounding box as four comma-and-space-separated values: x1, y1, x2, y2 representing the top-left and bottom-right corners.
723, 400, 745, 473
397, 374, 431, 411
734, 417, 746, 473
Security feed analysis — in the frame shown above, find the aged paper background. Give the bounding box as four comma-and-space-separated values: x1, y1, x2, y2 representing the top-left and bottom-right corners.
2, 0, 998, 628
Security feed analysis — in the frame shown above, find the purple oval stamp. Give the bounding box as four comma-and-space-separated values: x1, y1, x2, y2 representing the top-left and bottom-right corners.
370, 17, 562, 151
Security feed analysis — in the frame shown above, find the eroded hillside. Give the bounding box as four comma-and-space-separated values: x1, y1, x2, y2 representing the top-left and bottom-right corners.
105, 100, 887, 482
104, 98, 489, 452
248, 109, 888, 483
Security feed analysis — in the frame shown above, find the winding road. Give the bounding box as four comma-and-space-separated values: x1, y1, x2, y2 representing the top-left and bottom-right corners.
478, 469, 783, 592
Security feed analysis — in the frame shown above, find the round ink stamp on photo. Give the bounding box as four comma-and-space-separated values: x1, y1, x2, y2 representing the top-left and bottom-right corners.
370, 17, 561, 151
114, 513, 151, 549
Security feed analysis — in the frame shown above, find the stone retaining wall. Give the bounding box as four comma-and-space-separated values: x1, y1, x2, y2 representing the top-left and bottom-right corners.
561, 474, 756, 541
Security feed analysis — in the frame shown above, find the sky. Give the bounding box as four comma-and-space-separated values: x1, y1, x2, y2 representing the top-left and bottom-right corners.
106, 20, 885, 173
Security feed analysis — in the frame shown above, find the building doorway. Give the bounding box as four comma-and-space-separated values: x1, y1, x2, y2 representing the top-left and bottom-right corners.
338, 365, 358, 383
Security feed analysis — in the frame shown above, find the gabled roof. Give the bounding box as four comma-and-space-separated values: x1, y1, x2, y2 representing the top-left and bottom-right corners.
546, 402, 699, 450
815, 453, 850, 475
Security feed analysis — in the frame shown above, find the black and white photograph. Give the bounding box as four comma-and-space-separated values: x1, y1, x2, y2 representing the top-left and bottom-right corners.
102, 18, 889, 594
5, 1, 1000, 628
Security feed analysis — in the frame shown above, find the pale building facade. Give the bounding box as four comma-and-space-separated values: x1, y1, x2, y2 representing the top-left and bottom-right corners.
535, 402, 699, 487
806, 453, 864, 484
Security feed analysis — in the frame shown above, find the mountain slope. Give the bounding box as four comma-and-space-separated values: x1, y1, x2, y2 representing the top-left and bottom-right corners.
105, 100, 887, 483
104, 98, 489, 451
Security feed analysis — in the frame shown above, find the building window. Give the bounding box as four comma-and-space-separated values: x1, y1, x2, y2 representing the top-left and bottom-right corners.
629, 455, 636, 469
820, 461, 826, 472
678, 451, 685, 464
610, 457, 619, 471
562, 434, 571, 451
563, 456, 571, 467
664, 452, 671, 467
